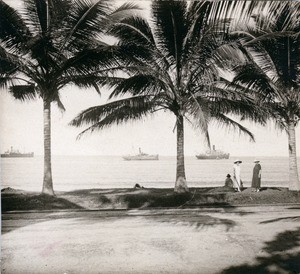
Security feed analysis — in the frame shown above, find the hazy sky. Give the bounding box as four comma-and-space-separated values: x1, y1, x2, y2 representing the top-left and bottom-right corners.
0, 0, 299, 157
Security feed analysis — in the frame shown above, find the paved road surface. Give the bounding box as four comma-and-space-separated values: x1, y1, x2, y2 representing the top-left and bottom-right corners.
2, 205, 300, 274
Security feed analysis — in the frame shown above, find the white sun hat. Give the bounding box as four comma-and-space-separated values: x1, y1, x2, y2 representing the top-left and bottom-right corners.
254, 159, 260, 163
234, 159, 242, 163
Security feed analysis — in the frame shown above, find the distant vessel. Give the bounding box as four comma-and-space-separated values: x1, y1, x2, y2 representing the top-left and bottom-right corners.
123, 148, 159, 161
196, 145, 229, 160
1, 146, 34, 158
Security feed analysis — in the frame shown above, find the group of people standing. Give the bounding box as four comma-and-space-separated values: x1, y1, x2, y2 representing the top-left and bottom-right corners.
225, 159, 262, 192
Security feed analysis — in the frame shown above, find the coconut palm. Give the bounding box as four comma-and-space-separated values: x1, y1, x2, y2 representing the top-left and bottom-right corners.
227, 1, 300, 190
70, 0, 264, 193
0, 0, 136, 195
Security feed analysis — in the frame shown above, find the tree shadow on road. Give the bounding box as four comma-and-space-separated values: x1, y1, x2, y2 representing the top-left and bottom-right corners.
221, 227, 300, 274
260, 216, 300, 224
149, 212, 237, 231
2, 193, 83, 212
2, 194, 83, 234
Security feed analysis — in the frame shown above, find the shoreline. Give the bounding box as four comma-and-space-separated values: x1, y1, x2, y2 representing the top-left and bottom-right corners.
2, 186, 300, 213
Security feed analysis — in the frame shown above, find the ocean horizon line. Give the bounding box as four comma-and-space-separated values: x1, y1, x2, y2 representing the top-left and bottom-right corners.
19, 154, 293, 158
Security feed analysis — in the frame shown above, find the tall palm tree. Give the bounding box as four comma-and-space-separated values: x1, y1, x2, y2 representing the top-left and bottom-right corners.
0, 0, 136, 195
70, 0, 264, 193
227, 1, 300, 190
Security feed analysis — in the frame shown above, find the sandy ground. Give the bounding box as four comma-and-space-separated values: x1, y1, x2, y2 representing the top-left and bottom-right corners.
2, 205, 300, 274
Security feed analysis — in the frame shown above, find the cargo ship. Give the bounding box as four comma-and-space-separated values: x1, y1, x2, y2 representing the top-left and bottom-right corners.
1, 147, 34, 158
123, 148, 159, 161
196, 145, 229, 160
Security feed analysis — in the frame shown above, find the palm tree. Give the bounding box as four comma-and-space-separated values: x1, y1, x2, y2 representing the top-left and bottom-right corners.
227, 1, 300, 190
0, 0, 136, 195
70, 0, 264, 193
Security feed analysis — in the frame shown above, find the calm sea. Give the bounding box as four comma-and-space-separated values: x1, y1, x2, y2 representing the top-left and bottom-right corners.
0, 156, 298, 192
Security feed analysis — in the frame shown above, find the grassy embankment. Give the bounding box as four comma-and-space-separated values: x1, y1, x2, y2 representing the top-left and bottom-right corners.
2, 186, 300, 212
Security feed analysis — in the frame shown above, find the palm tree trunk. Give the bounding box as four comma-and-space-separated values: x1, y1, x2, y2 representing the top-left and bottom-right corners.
42, 99, 55, 195
287, 121, 300, 191
174, 115, 189, 193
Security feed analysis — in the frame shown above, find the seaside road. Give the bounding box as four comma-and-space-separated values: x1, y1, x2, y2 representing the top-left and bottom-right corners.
2, 205, 300, 274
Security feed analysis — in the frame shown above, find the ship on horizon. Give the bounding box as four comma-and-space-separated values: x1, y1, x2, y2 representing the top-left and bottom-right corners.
196, 145, 229, 160
1, 146, 34, 158
123, 148, 159, 161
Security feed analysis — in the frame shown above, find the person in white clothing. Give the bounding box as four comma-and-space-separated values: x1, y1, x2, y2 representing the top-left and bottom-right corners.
233, 160, 243, 192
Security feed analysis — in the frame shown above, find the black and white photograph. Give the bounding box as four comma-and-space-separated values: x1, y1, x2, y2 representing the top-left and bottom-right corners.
1, 0, 300, 273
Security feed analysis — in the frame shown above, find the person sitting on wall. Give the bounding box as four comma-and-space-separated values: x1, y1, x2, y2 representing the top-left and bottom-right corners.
134, 183, 144, 189
225, 174, 234, 188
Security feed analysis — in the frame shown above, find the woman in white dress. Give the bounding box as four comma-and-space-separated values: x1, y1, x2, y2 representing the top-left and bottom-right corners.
233, 160, 243, 192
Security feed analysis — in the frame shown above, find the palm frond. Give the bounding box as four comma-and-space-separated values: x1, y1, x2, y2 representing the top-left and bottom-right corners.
186, 96, 211, 148
265, 36, 299, 88
23, 0, 48, 34
70, 95, 154, 127
232, 63, 276, 102
152, 0, 188, 71
213, 113, 255, 142
201, 85, 268, 126
0, 1, 30, 51
265, 101, 289, 131
55, 44, 120, 78
57, 74, 105, 94
204, 130, 211, 150
70, 95, 157, 138
0, 45, 19, 73
34, 0, 48, 32
60, 0, 110, 50
107, 2, 140, 24
108, 74, 165, 99
186, 94, 211, 129
48, 0, 73, 29
231, 1, 299, 90
109, 16, 155, 48
184, 1, 212, 58
9, 84, 36, 101
256, 1, 300, 33
53, 95, 66, 112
